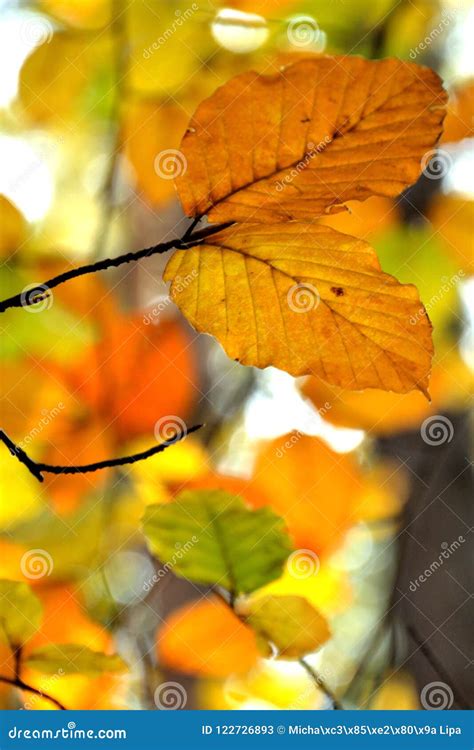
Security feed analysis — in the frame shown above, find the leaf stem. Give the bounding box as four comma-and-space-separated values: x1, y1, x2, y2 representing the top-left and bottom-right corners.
299, 657, 343, 710
0, 424, 203, 483
0, 675, 67, 711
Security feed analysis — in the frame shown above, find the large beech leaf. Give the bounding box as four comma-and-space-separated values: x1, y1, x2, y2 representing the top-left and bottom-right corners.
25, 644, 127, 677
245, 595, 331, 658
164, 223, 433, 394
0, 580, 42, 647
176, 56, 446, 223
142, 490, 292, 595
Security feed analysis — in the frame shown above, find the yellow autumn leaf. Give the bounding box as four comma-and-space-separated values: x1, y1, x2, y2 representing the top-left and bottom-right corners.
164, 223, 433, 393
175, 56, 446, 223
244, 595, 331, 658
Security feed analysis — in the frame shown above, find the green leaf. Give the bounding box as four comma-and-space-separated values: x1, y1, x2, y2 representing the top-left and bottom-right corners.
25, 644, 127, 677
0, 580, 43, 647
246, 595, 331, 659
142, 489, 292, 595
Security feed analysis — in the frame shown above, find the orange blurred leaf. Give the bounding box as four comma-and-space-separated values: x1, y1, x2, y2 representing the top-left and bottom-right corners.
158, 597, 259, 677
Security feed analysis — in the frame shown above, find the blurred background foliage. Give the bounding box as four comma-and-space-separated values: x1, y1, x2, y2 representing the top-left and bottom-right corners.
0, 0, 472, 711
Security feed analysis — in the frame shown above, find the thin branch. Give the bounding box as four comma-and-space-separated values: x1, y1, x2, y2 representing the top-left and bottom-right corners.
0, 222, 233, 314
0, 424, 203, 483
299, 657, 343, 710
0, 675, 67, 710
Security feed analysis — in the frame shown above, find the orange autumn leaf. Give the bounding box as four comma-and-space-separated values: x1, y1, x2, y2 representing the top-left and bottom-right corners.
318, 196, 399, 240
302, 354, 472, 436
165, 223, 433, 393
124, 100, 190, 207
429, 195, 474, 274
50, 313, 197, 444
176, 56, 446, 223
249, 433, 365, 558
21, 586, 126, 710
158, 597, 259, 678
441, 80, 474, 143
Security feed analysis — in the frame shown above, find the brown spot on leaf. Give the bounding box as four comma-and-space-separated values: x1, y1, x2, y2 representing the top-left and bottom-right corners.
331, 286, 344, 297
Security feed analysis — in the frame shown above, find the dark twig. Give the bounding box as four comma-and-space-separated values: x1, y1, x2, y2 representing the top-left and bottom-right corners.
299, 657, 343, 710
0, 675, 67, 710
0, 425, 203, 483
0, 223, 232, 314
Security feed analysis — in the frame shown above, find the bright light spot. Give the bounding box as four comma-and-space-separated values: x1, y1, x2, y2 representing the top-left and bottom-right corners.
445, 5, 474, 79
0, 135, 54, 220
243, 369, 364, 453
0, 10, 55, 108
104, 550, 155, 605
211, 8, 269, 53
444, 144, 474, 198
331, 523, 374, 572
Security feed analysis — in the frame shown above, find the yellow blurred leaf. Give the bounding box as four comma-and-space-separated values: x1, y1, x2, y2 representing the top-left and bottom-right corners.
245, 595, 330, 658
0, 580, 42, 648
